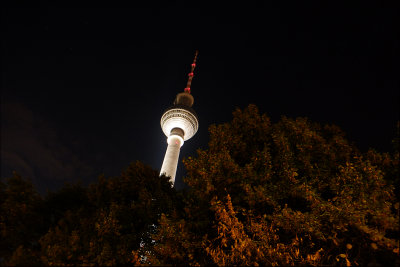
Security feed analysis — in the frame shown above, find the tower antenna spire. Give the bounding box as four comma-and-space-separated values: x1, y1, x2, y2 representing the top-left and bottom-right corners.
184, 50, 199, 93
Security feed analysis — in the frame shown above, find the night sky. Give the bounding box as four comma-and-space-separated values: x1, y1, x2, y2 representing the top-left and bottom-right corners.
1, 6, 399, 193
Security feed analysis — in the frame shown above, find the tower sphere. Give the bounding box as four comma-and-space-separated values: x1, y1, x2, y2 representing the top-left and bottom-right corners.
160, 103, 199, 142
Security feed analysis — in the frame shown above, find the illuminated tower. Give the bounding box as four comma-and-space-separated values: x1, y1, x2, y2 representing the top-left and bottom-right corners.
160, 51, 199, 185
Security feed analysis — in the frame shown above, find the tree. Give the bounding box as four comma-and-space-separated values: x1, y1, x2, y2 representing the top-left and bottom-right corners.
0, 172, 45, 265
2, 105, 398, 266
38, 161, 177, 265
151, 104, 399, 266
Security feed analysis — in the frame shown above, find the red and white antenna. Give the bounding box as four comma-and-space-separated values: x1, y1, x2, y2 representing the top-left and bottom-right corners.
184, 50, 199, 93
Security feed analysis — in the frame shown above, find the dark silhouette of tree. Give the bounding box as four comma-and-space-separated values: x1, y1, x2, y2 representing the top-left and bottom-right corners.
1, 105, 398, 266
38, 161, 176, 265
0, 173, 45, 265
1, 162, 177, 265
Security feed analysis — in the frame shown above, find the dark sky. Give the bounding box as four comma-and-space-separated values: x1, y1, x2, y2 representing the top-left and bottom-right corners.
1, 6, 399, 193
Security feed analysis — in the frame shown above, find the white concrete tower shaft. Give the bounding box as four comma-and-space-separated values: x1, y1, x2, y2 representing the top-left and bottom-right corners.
160, 129, 184, 182
160, 51, 199, 186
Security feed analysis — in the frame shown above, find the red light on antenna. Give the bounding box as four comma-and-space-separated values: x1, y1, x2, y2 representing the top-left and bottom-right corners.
191, 63, 196, 67
184, 87, 191, 93
188, 73, 194, 77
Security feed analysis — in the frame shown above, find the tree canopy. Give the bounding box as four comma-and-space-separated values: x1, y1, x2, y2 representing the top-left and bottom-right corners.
1, 104, 398, 266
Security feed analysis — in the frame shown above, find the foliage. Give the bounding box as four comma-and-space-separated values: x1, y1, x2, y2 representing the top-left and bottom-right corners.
1, 104, 398, 266
0, 162, 176, 266
152, 104, 399, 266
0, 172, 45, 265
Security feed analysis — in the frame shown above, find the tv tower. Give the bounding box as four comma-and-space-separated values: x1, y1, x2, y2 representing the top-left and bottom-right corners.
160, 51, 199, 185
